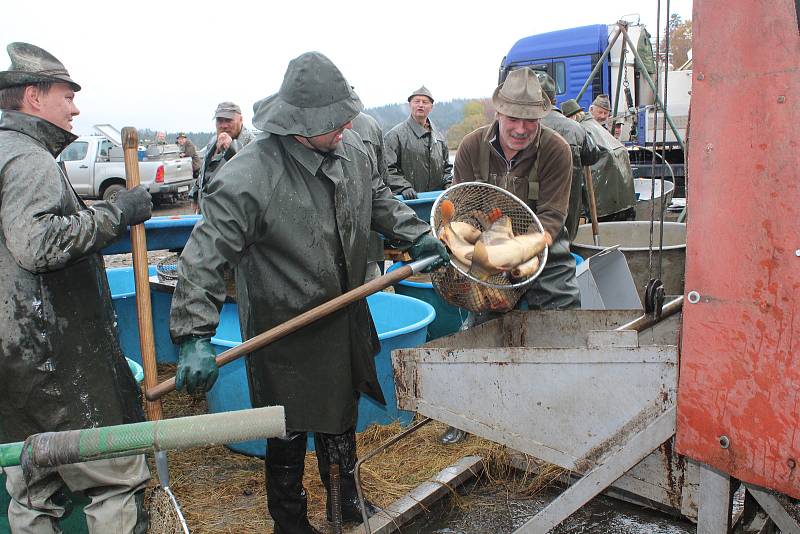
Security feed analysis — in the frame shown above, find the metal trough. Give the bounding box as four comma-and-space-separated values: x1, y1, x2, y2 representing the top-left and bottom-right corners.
393, 309, 698, 532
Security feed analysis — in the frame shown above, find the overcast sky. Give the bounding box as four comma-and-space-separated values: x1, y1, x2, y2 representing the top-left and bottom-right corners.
2, 0, 692, 135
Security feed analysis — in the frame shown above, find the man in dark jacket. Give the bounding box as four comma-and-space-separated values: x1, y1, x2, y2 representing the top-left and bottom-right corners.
384, 86, 452, 199
0, 43, 152, 533
351, 111, 389, 281
168, 52, 448, 533
177, 132, 200, 179
562, 98, 636, 221
536, 72, 601, 240
191, 101, 254, 212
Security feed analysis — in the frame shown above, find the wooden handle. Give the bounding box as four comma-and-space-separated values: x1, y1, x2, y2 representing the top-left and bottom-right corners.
122, 127, 162, 421
146, 263, 417, 401
583, 166, 600, 245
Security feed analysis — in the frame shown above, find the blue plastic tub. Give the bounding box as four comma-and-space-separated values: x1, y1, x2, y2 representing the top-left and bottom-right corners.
102, 214, 200, 255
107, 266, 178, 364
394, 190, 444, 223
205, 292, 435, 457
386, 262, 466, 340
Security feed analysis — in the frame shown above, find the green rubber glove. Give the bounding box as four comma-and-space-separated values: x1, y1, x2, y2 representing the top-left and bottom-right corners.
408, 233, 450, 272
176, 337, 219, 394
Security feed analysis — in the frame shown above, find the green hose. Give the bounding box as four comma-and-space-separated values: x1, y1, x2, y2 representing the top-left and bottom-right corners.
0, 406, 285, 468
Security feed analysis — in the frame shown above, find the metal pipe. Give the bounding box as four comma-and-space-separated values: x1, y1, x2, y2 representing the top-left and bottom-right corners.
576, 24, 624, 102
616, 296, 683, 332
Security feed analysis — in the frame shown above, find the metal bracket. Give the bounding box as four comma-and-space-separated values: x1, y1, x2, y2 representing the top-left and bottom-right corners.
512, 406, 677, 533
745, 484, 800, 534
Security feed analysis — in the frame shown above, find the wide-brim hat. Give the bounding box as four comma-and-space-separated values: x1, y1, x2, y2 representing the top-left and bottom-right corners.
0, 42, 81, 91
492, 67, 549, 120
561, 99, 583, 118
253, 52, 363, 137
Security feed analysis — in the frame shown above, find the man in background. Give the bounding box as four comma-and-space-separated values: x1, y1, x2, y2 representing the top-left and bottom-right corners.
588, 93, 611, 128
192, 101, 254, 212
535, 72, 601, 240
384, 86, 452, 199
562, 98, 636, 222
177, 132, 200, 180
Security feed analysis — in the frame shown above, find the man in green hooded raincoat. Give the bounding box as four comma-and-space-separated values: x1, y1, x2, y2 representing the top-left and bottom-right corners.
168, 52, 448, 533
562, 98, 636, 221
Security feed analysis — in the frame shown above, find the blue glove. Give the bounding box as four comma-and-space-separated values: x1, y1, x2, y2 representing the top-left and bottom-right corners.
176, 337, 219, 394
408, 233, 450, 272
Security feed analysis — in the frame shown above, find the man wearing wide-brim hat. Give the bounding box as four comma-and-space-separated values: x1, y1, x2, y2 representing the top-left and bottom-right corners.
442, 67, 580, 446
0, 42, 152, 533
168, 51, 448, 533
384, 85, 453, 199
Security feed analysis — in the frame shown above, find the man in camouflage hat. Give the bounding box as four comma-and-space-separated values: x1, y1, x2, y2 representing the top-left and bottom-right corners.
0, 42, 151, 533
176, 132, 201, 180
535, 72, 601, 240
384, 85, 452, 199
192, 101, 254, 212
566, 96, 636, 221
589, 93, 612, 127
441, 67, 580, 446
168, 51, 448, 533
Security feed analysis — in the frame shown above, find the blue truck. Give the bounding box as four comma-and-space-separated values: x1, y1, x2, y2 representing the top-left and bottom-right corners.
499, 21, 691, 195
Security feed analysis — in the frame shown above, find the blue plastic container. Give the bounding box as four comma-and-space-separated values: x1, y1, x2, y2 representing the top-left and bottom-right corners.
386, 262, 466, 340
205, 292, 435, 457
107, 266, 178, 364
394, 190, 444, 223
102, 215, 200, 255
571, 252, 585, 266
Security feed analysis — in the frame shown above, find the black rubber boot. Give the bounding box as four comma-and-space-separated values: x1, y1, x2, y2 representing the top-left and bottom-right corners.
266, 433, 321, 534
439, 426, 467, 445
314, 429, 379, 524
133, 489, 150, 534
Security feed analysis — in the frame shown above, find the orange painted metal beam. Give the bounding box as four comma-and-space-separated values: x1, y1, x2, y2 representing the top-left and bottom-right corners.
676, 0, 800, 497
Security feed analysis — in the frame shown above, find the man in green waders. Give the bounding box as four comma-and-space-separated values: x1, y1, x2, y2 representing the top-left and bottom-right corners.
168, 52, 448, 533
0, 42, 152, 533
439, 67, 580, 445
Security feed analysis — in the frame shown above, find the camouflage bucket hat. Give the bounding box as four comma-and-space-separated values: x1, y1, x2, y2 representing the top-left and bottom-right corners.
408, 85, 434, 103
0, 42, 81, 91
561, 98, 583, 118
592, 93, 611, 111
253, 52, 363, 137
492, 67, 549, 120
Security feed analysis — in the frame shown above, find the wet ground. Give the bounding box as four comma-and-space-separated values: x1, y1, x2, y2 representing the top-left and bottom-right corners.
404, 479, 696, 534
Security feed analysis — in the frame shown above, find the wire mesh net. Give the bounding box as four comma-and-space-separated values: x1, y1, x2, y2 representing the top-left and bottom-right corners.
156, 253, 236, 297
156, 254, 179, 284
147, 485, 189, 534
429, 182, 548, 313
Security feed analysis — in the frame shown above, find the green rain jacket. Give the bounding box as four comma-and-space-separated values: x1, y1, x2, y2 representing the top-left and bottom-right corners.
384, 116, 452, 194
579, 116, 636, 218
0, 111, 144, 442
542, 106, 601, 240
351, 112, 387, 266
169, 129, 429, 434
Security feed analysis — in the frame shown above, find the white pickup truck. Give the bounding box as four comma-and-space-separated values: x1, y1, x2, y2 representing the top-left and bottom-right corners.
58, 125, 194, 203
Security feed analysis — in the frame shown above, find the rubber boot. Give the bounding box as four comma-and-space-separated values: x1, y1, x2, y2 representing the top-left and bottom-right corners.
439, 426, 466, 445
133, 489, 149, 534
314, 430, 379, 524
266, 433, 321, 534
